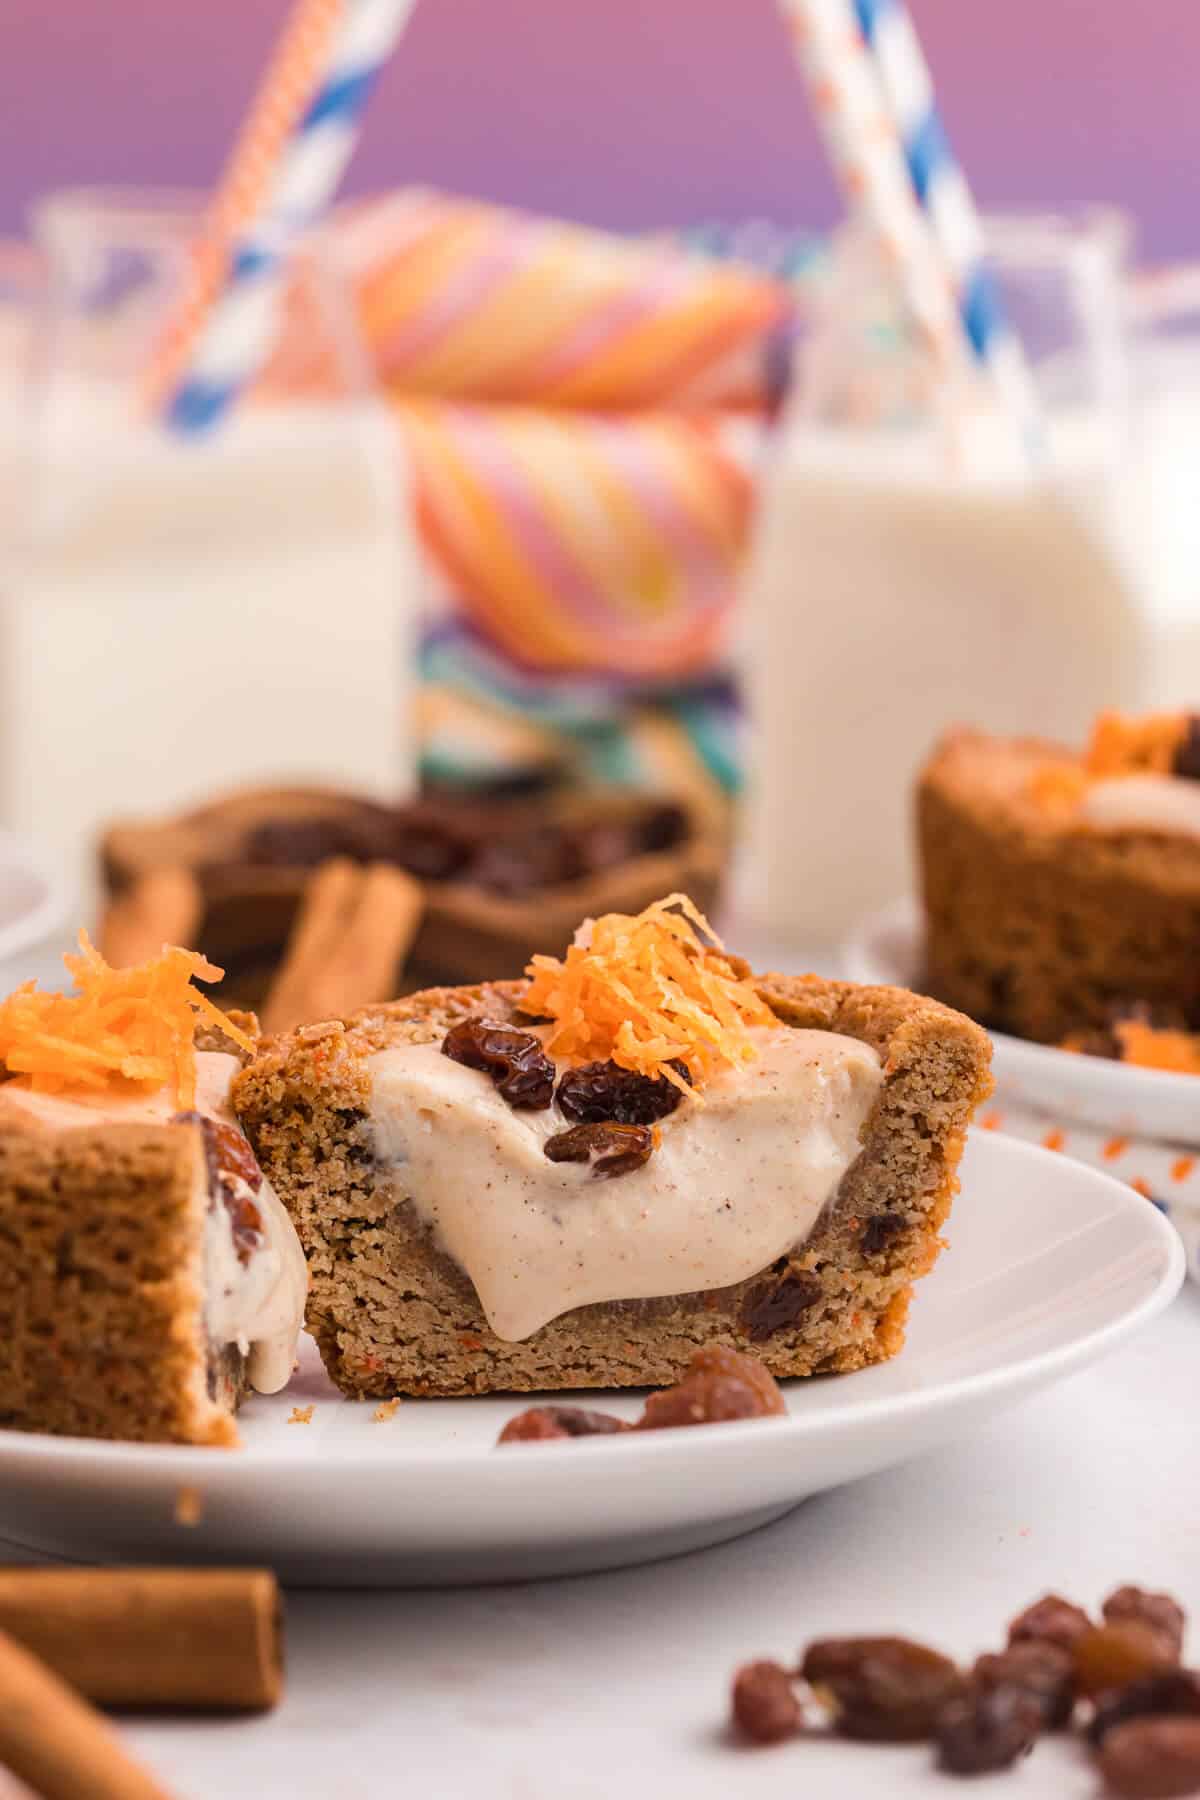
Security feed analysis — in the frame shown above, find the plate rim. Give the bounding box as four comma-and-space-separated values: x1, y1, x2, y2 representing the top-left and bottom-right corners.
0, 1133, 1183, 1477
842, 896, 1200, 1113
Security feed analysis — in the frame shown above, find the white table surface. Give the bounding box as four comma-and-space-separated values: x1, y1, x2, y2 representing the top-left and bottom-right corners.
2, 926, 1197, 1799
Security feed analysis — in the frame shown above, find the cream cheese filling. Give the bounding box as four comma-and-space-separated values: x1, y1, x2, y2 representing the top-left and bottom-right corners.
1082, 773, 1200, 839
368, 1025, 884, 1341
3, 1053, 306, 1395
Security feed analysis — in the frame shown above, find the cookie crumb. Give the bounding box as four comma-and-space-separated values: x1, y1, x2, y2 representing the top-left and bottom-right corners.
288, 1405, 314, 1425
373, 1397, 402, 1422
174, 1485, 203, 1527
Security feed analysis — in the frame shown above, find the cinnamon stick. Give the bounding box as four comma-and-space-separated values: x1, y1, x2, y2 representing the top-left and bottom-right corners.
262, 858, 423, 1034
0, 1569, 282, 1711
0, 1627, 174, 1799
98, 869, 203, 967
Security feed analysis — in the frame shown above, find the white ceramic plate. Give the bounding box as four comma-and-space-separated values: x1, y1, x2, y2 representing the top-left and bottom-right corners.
0, 830, 66, 966
843, 899, 1200, 1146
0, 1133, 1182, 1586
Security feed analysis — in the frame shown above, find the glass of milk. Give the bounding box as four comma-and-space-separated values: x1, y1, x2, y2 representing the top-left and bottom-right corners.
0, 189, 422, 913
742, 210, 1147, 946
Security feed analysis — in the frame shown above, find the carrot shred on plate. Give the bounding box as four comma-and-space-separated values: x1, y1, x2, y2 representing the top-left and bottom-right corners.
0, 931, 251, 1108
522, 893, 773, 1095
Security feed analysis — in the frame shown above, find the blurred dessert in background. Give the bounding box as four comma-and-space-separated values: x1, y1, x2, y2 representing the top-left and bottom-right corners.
99, 779, 724, 1015
742, 216, 1146, 949
917, 713, 1200, 1060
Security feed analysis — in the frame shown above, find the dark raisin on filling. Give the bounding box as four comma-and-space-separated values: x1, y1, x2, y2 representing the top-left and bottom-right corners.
543, 1121, 654, 1179
555, 1058, 690, 1125
173, 1112, 264, 1264
441, 1019, 555, 1109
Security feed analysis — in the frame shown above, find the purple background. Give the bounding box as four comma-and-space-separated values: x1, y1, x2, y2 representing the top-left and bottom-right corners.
3, 0, 1197, 258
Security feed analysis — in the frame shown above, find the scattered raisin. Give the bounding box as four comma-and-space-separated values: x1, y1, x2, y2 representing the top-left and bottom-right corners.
1073, 1624, 1179, 1699
1171, 717, 1200, 783
730, 1661, 803, 1745
543, 1121, 654, 1178
636, 802, 688, 856
1008, 1593, 1093, 1654
555, 1059, 689, 1126
1090, 1672, 1200, 1748
1098, 1716, 1200, 1798
972, 1642, 1075, 1730
469, 828, 582, 896
801, 1637, 964, 1741
638, 1346, 786, 1430
1104, 1589, 1187, 1662
497, 1406, 627, 1443
242, 806, 398, 868
935, 1682, 1042, 1774
442, 1018, 555, 1109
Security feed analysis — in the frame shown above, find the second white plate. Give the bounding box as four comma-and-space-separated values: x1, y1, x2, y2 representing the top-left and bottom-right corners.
843, 898, 1200, 1146
0, 1131, 1182, 1586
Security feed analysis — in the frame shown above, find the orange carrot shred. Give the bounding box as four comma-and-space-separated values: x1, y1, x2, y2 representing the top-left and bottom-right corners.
0, 930, 251, 1107
522, 894, 773, 1094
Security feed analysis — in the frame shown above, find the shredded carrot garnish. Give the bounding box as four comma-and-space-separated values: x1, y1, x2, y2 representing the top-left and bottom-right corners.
1027, 765, 1088, 814
1027, 710, 1189, 814
0, 931, 251, 1108
1084, 710, 1187, 778
522, 894, 774, 1095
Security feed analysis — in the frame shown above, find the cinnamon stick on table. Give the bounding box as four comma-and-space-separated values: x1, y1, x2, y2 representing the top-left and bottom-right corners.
262, 858, 423, 1035
0, 1627, 174, 1800
97, 868, 203, 967
0, 1568, 282, 1711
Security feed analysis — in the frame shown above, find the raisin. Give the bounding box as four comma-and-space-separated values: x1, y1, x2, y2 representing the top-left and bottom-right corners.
469, 828, 583, 896
801, 1637, 964, 1741
636, 802, 688, 856
1104, 1589, 1187, 1662
175, 1112, 263, 1195
1073, 1625, 1179, 1699
555, 1059, 689, 1126
1098, 1717, 1200, 1798
972, 1642, 1075, 1729
497, 1406, 627, 1443
740, 1270, 822, 1342
572, 822, 637, 875
1008, 1593, 1093, 1653
935, 1682, 1041, 1774
638, 1346, 786, 1430
442, 1018, 555, 1109
543, 1121, 653, 1178
1090, 1672, 1200, 1748
861, 1213, 906, 1256
242, 807, 395, 868
1171, 717, 1200, 782
730, 1661, 802, 1745
173, 1112, 265, 1263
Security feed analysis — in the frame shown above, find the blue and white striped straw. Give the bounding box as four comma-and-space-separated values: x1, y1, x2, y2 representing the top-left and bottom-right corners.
851, 0, 1041, 441
165, 0, 418, 434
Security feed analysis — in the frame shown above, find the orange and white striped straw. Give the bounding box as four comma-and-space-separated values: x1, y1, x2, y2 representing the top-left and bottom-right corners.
143, 0, 346, 414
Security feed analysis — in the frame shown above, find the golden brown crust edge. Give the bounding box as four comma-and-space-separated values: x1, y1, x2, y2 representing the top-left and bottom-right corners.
234, 974, 993, 1398
918, 729, 1200, 1041
0, 1111, 241, 1447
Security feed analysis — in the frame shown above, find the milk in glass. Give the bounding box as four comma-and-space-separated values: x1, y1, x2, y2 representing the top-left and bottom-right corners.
0, 193, 421, 912
742, 217, 1146, 943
